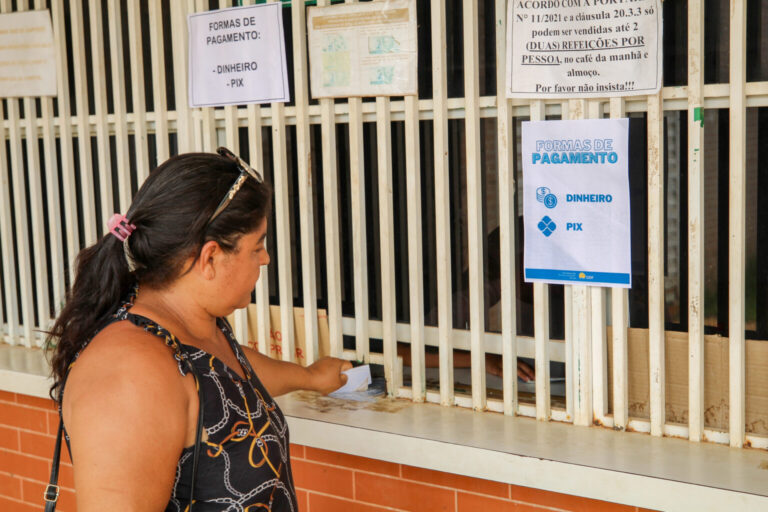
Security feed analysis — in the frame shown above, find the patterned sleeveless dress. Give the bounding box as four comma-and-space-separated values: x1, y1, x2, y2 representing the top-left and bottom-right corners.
61, 296, 298, 512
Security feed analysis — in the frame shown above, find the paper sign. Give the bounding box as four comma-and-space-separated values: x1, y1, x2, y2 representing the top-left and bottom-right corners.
307, 0, 417, 98
0, 10, 56, 98
506, 0, 662, 98
332, 365, 372, 394
188, 3, 289, 107
523, 118, 631, 288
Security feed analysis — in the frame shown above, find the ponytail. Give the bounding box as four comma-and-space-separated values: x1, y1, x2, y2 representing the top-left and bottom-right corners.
47, 234, 136, 400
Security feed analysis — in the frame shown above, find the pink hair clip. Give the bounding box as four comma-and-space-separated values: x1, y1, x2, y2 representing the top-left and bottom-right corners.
107, 213, 136, 242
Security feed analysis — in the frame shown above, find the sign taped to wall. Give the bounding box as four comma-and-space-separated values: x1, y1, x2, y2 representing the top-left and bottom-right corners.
0, 10, 56, 98
506, 0, 662, 98
188, 3, 289, 107
307, 0, 417, 98
523, 118, 631, 288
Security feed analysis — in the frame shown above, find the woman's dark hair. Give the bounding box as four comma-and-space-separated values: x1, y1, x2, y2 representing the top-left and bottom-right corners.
47, 152, 272, 401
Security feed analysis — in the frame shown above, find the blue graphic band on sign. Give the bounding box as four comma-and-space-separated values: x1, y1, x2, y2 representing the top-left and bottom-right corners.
524, 268, 631, 285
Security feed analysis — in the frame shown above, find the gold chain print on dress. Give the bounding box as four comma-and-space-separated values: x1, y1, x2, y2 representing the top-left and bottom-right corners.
164, 330, 296, 511
204, 360, 282, 481
114, 292, 297, 511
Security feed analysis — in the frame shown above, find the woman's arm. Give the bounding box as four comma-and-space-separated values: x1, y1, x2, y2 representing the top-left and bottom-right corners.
62, 323, 195, 511
241, 346, 352, 397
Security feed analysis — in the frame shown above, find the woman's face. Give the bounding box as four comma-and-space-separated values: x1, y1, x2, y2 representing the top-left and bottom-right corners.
217, 217, 270, 311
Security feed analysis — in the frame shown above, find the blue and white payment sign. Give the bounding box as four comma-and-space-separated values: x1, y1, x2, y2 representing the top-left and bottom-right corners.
523, 118, 631, 288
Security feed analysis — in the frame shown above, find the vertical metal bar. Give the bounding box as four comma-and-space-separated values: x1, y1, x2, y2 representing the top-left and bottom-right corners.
127, 0, 150, 180
292, 0, 319, 365
612, 286, 629, 429
240, 0, 270, 353
14, 0, 49, 342
647, 90, 665, 437
270, 0, 295, 362
0, 88, 18, 344
70, 0, 97, 246
0, 218, 3, 337
463, 0, 486, 410
561, 100, 573, 423
587, 100, 608, 423
609, 96, 629, 430
23, 102, 49, 341
376, 97, 398, 394
687, 0, 705, 442
530, 100, 550, 420
108, 0, 132, 213
496, 0, 518, 416
345, 0, 369, 363
195, 0, 216, 153
193, 110, 205, 151
430, 0, 454, 407
37, 0, 65, 318
316, 1, 342, 359
218, 10, 249, 346
591, 286, 608, 421
6, 126, 33, 346
223, 97, 238, 152
89, 0, 114, 227
569, 99, 592, 427
149, 0, 170, 163
728, 0, 747, 448
348, 94, 368, 363
51, 0, 79, 281
316, 0, 342, 360
573, 284, 592, 426
405, 94, 426, 401
1, 0, 32, 346
564, 284, 574, 421
534, 286, 551, 420
248, 100, 270, 355
171, 0, 195, 153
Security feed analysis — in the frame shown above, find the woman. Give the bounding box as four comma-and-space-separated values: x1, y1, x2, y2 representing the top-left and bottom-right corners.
47, 149, 351, 511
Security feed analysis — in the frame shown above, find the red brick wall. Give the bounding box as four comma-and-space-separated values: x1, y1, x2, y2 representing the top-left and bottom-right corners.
0, 391, 75, 512
0, 391, 654, 511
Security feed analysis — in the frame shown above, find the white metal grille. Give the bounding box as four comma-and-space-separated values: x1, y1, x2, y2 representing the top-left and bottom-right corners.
1, 0, 767, 451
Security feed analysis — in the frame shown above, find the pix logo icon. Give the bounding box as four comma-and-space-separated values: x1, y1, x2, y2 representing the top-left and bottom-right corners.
537, 216, 557, 237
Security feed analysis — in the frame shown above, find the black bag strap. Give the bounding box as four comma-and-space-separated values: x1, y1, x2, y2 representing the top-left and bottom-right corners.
187, 360, 206, 510
46, 360, 206, 511
43, 419, 63, 512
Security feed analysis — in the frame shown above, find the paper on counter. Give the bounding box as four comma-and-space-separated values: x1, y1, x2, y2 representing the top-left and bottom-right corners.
332, 364, 372, 394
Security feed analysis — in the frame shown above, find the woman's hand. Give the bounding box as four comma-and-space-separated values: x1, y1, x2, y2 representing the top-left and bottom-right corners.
307, 357, 353, 395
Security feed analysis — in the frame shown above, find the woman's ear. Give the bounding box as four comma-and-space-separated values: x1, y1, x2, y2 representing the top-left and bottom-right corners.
197, 240, 222, 280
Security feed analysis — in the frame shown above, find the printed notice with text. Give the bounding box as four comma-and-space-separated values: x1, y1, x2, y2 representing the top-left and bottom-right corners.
0, 10, 56, 98
506, 0, 662, 98
188, 3, 289, 107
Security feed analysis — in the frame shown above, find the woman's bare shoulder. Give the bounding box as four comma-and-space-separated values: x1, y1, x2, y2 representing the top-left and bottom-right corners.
61, 320, 195, 508
62, 319, 191, 419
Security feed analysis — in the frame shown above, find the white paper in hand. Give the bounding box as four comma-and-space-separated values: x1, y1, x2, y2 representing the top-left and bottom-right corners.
332, 365, 372, 394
